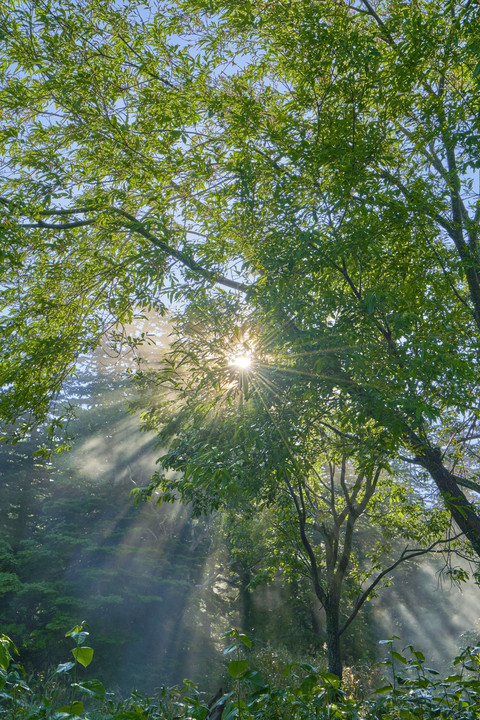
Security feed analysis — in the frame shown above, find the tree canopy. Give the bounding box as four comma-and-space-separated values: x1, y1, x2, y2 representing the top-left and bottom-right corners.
1, 0, 480, 550
129, 296, 461, 678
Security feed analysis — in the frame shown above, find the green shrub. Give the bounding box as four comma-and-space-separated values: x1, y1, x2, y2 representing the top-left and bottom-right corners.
2, 626, 480, 719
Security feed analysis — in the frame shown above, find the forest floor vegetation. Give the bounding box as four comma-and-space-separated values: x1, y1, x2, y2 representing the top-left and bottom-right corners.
1, 624, 480, 719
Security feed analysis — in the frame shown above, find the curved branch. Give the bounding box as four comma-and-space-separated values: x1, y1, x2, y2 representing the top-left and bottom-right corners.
284, 473, 328, 607
115, 208, 251, 293
340, 533, 463, 636
10, 200, 252, 294
378, 170, 455, 238
22, 218, 95, 229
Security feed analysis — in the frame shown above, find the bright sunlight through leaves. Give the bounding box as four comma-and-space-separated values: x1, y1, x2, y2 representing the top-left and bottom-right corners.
229, 355, 252, 370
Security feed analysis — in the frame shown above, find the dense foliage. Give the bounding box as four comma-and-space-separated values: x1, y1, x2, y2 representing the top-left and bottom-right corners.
1, 0, 480, 701
0, 0, 479, 551
0, 358, 473, 692
2, 626, 480, 720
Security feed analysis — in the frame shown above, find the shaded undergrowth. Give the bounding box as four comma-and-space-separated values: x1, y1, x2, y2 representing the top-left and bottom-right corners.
1, 624, 480, 719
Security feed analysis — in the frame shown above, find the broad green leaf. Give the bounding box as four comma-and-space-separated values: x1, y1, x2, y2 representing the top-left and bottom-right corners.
242, 670, 267, 689
222, 629, 238, 639
390, 651, 408, 664
221, 703, 238, 720
73, 678, 105, 698
66, 624, 89, 646
65, 623, 87, 637
56, 701, 84, 715
228, 659, 248, 678
67, 631, 89, 645
236, 632, 252, 649
300, 662, 318, 673
319, 671, 341, 687
71, 646, 94, 668
0, 642, 10, 672
299, 674, 317, 694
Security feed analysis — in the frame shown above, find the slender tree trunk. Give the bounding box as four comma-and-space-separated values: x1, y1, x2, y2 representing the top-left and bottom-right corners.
239, 567, 254, 635
14, 459, 34, 550
310, 604, 321, 639
325, 595, 343, 681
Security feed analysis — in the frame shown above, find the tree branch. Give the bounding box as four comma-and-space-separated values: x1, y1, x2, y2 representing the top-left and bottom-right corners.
340, 533, 463, 635
115, 209, 251, 293
284, 473, 328, 607
358, 0, 396, 45
22, 218, 95, 229
378, 169, 456, 237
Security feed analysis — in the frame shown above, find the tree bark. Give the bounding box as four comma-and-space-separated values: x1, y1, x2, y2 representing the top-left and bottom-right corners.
412, 443, 480, 558
325, 595, 343, 681
239, 567, 255, 635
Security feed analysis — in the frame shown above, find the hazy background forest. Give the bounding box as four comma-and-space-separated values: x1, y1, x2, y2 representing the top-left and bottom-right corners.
1, 317, 479, 695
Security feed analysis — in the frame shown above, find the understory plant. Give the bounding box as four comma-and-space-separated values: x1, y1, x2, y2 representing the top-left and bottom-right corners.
1, 626, 480, 719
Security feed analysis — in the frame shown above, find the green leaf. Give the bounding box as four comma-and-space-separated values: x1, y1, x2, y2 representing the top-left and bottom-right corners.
445, 674, 463, 682
73, 678, 105, 698
242, 670, 267, 689
70, 631, 89, 645
320, 671, 341, 687
0, 642, 10, 672
66, 623, 89, 645
71, 646, 94, 668
228, 659, 249, 678
56, 700, 84, 715
55, 662, 75, 674
300, 662, 318, 673
222, 628, 238, 639
65, 623, 87, 637
237, 632, 252, 649
224, 643, 243, 656
390, 651, 408, 664
222, 702, 240, 720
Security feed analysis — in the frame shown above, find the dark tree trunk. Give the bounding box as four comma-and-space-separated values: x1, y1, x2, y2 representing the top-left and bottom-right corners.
207, 689, 225, 720
413, 445, 480, 558
325, 596, 343, 681
239, 567, 254, 635
310, 603, 321, 639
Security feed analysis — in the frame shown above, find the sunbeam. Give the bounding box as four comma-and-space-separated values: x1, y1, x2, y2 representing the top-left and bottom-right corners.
229, 354, 252, 370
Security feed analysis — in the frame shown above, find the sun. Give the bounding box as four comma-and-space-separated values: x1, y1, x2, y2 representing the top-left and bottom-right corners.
229, 354, 252, 370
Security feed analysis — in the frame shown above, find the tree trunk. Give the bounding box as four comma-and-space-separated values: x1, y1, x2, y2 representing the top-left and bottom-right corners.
239, 567, 255, 635
325, 596, 343, 681
414, 445, 480, 558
